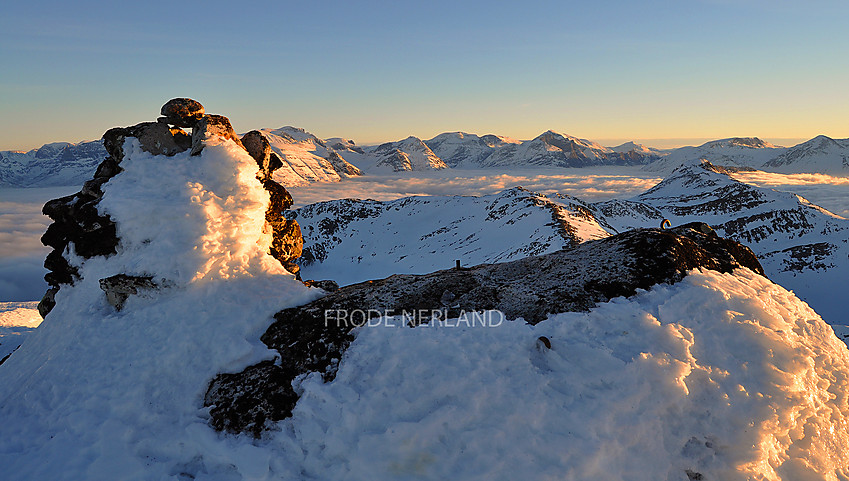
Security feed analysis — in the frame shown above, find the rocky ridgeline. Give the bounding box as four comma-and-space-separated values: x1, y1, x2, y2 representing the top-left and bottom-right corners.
204, 222, 765, 436
38, 98, 304, 317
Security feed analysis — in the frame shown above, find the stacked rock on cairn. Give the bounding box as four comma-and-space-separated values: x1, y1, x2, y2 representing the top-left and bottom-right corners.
37, 98, 304, 317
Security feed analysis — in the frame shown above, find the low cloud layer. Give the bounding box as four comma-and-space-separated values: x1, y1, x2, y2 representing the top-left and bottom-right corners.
731, 172, 849, 218
287, 167, 664, 208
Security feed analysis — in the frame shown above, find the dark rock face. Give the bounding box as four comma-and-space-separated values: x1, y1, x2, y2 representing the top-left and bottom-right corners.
263, 179, 303, 275
240, 129, 304, 274
38, 98, 305, 317
242, 130, 284, 180
204, 222, 765, 436
159, 98, 205, 128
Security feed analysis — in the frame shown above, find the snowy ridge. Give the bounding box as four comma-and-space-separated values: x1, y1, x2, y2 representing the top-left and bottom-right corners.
763, 135, 849, 175
0, 140, 107, 187
425, 131, 522, 167
0, 301, 41, 362
424, 130, 660, 169
644, 135, 849, 175
292, 187, 610, 285
609, 140, 661, 155
7, 131, 848, 188
364, 136, 448, 172
260, 127, 362, 186
292, 159, 847, 325
593, 160, 849, 325
643, 137, 783, 174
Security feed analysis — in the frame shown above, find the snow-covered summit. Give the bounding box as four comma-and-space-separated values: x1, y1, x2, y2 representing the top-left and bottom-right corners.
425, 131, 520, 167
366, 135, 448, 171
763, 135, 849, 175
609, 140, 659, 154
258, 126, 362, 185
595, 159, 849, 324
702, 136, 778, 149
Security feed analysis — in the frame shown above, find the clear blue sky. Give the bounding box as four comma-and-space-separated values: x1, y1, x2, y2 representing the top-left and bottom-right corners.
1, 0, 847, 150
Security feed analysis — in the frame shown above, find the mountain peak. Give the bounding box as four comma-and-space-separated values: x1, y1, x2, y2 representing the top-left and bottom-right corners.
704, 137, 775, 149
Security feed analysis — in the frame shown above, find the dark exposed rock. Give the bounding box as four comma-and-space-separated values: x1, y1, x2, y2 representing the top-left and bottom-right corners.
37, 288, 59, 318
191, 114, 244, 156
160, 98, 205, 128
241, 130, 277, 179
103, 122, 192, 159
302, 279, 339, 292
204, 222, 765, 436
98, 274, 162, 311
262, 179, 303, 271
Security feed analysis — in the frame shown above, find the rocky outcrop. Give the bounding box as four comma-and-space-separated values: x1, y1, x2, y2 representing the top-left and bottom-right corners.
158, 98, 204, 128
204, 222, 764, 436
38, 99, 304, 317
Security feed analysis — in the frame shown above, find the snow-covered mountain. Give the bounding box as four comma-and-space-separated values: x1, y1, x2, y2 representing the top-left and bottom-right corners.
435, 130, 660, 168
0, 140, 107, 187
762, 135, 849, 174
260, 126, 362, 186
6, 130, 849, 189
643, 137, 783, 174
363, 136, 448, 172
292, 187, 608, 285
593, 159, 849, 325
425, 132, 522, 167
294, 159, 848, 326
609, 140, 662, 155
644, 135, 849, 175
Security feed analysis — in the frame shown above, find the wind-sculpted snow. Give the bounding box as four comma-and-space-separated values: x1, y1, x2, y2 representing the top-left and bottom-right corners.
264, 269, 849, 480
205, 223, 765, 436
0, 126, 320, 479
292, 187, 610, 285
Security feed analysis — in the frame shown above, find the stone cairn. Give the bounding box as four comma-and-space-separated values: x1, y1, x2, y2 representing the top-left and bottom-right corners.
38, 98, 304, 317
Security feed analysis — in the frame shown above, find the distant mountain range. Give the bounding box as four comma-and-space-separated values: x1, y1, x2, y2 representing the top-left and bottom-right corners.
293, 159, 848, 326
2, 130, 847, 187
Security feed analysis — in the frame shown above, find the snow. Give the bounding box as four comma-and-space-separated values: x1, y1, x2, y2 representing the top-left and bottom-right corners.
266, 269, 849, 479
294, 188, 609, 286
3, 136, 849, 479
0, 135, 322, 478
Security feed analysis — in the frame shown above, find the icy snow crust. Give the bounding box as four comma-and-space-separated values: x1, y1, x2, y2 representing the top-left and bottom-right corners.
3, 139, 849, 479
